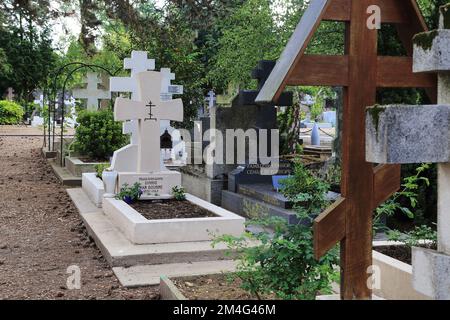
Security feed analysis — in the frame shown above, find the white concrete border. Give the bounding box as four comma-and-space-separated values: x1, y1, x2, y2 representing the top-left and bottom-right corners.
82, 173, 105, 208
372, 245, 431, 300
102, 193, 245, 244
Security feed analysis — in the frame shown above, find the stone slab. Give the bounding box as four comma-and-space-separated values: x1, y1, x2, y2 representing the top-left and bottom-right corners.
67, 188, 241, 267
66, 156, 108, 178
413, 30, 450, 73
118, 171, 181, 199
48, 159, 81, 186
160, 276, 187, 300
41, 147, 57, 159
238, 183, 292, 209
102, 193, 245, 244
82, 173, 105, 208
412, 246, 450, 300
222, 189, 299, 225
113, 260, 237, 287
366, 105, 450, 164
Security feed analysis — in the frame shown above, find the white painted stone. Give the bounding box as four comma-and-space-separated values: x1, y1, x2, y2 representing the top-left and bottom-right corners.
118, 171, 181, 199
31, 116, 44, 127
412, 247, 450, 300
102, 193, 245, 245
67, 188, 243, 267
113, 260, 237, 287
73, 72, 111, 111
82, 173, 105, 208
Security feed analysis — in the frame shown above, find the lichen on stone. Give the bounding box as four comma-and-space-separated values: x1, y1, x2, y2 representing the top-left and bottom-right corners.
413, 30, 439, 51
440, 3, 450, 29
367, 104, 386, 135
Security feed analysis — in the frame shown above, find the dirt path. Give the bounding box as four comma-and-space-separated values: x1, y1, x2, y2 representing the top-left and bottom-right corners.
0, 134, 158, 299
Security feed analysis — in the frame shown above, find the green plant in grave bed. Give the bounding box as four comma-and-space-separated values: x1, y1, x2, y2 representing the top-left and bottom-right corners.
388, 225, 437, 249
94, 163, 110, 179
374, 163, 431, 233
0, 100, 24, 124
116, 183, 143, 203
72, 109, 128, 161
172, 186, 186, 201
214, 161, 338, 300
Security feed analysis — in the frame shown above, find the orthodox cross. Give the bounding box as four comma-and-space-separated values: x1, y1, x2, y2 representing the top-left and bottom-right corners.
256, 0, 436, 299
72, 72, 111, 111
114, 71, 183, 173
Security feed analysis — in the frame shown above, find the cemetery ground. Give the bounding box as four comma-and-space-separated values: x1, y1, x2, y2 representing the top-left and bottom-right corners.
0, 129, 157, 299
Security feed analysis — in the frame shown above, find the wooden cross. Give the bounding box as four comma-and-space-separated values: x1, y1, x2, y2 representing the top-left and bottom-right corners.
72, 72, 111, 111
256, 0, 437, 299
114, 71, 183, 173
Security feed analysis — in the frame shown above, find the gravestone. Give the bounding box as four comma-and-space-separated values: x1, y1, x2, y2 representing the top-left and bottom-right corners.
5, 87, 14, 101
181, 60, 293, 205
73, 72, 111, 111
113, 71, 183, 199
366, 6, 450, 299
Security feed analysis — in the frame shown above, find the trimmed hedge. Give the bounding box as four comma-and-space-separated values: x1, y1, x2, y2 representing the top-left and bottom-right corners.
73, 109, 128, 161
0, 100, 24, 124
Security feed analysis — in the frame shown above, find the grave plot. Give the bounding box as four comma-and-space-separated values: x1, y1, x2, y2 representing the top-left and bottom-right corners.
69, 65, 247, 287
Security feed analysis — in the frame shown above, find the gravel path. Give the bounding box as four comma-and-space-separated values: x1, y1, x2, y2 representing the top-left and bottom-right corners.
0, 134, 158, 299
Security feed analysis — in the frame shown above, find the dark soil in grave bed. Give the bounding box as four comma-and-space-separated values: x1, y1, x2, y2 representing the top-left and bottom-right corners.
173, 274, 276, 300
374, 244, 437, 265
78, 156, 109, 163
130, 200, 217, 220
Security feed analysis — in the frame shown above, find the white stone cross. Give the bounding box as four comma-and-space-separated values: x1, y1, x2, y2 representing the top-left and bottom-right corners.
205, 90, 216, 109
73, 72, 111, 111
160, 68, 183, 102
110, 51, 156, 145
34, 94, 44, 107
114, 71, 183, 173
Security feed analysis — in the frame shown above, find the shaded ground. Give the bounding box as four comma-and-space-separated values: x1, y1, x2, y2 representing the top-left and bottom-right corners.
0, 130, 158, 299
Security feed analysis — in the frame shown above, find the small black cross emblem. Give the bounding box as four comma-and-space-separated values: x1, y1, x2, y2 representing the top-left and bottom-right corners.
145, 101, 157, 122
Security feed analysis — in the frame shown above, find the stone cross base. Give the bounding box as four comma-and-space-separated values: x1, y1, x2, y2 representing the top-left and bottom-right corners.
365, 105, 450, 164
412, 247, 450, 299
118, 171, 181, 199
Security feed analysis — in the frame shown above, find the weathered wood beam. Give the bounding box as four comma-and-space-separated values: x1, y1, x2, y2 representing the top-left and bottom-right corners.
377, 56, 436, 88
372, 164, 401, 208
286, 55, 435, 88
323, 0, 411, 23
313, 197, 347, 260
287, 55, 349, 86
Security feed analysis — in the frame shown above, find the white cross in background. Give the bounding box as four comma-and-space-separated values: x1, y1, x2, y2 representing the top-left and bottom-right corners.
206, 90, 216, 109
6, 87, 15, 101
160, 68, 184, 102
114, 71, 183, 173
125, 51, 156, 78
73, 72, 111, 111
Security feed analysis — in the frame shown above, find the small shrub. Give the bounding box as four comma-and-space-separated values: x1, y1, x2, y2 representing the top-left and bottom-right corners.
0, 100, 24, 124
73, 109, 128, 161
215, 161, 339, 300
388, 225, 437, 249
172, 186, 186, 201
94, 163, 110, 179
